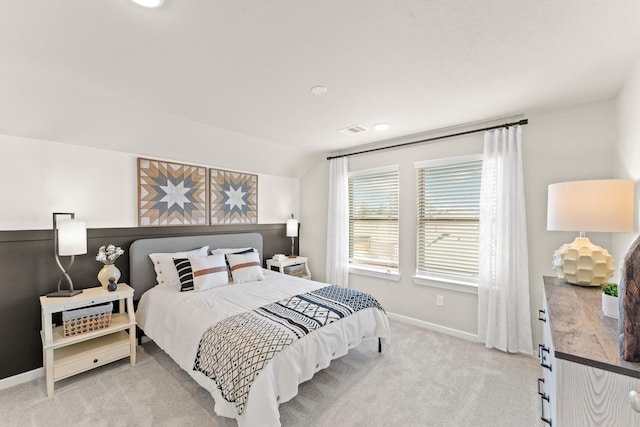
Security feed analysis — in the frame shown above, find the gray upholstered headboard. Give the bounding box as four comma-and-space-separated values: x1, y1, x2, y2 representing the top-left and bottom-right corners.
129, 232, 263, 298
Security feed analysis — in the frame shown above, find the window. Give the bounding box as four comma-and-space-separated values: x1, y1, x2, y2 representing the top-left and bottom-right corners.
348, 166, 399, 273
415, 155, 482, 284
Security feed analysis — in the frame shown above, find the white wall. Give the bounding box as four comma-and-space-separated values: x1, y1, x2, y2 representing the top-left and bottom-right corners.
612, 60, 640, 265
0, 133, 299, 230
301, 98, 617, 346
524, 100, 616, 347
299, 157, 329, 281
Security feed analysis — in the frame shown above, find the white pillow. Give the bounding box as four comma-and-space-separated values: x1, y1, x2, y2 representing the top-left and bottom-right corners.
211, 247, 257, 279
148, 246, 209, 287
226, 251, 264, 283
189, 254, 229, 291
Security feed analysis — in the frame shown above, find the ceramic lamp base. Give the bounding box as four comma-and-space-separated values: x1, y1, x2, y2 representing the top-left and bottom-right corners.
552, 237, 614, 286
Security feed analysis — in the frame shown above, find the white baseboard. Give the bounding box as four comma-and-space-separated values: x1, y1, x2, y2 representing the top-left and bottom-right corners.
0, 367, 44, 391
387, 312, 482, 343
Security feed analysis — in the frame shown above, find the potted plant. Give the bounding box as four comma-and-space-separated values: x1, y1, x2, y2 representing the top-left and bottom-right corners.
602, 283, 619, 319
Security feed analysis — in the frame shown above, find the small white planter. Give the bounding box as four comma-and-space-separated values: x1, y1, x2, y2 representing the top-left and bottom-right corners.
602, 293, 619, 319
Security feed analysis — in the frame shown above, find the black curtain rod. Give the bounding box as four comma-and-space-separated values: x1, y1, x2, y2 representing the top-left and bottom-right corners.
326, 118, 528, 160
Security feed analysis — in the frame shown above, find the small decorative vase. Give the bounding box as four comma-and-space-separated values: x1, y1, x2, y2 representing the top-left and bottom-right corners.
602, 293, 619, 319
98, 264, 121, 289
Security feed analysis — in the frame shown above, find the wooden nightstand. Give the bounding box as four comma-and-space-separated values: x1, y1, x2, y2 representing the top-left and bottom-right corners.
40, 284, 136, 397
266, 256, 311, 279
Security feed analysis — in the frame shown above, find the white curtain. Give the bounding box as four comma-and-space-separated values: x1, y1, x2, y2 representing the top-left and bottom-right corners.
326, 157, 350, 287
478, 126, 533, 354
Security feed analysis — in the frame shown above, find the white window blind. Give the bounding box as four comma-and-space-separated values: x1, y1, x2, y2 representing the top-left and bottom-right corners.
416, 157, 482, 279
348, 166, 399, 271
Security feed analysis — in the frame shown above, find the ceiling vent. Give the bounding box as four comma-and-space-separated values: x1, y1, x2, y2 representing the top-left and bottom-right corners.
339, 124, 367, 135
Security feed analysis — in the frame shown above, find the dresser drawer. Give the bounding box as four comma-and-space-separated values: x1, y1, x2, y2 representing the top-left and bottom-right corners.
559, 361, 640, 426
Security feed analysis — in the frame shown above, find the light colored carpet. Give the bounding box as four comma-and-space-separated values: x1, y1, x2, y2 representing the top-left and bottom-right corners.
0, 319, 540, 427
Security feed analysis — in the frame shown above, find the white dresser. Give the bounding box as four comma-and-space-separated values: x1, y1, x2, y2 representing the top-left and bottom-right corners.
539, 276, 640, 426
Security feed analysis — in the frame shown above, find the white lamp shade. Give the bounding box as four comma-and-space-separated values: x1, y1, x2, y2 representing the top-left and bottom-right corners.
286, 219, 299, 237
57, 220, 87, 256
547, 179, 634, 233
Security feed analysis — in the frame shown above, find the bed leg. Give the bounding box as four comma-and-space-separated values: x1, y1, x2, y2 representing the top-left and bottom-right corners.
378, 337, 382, 353
137, 326, 144, 346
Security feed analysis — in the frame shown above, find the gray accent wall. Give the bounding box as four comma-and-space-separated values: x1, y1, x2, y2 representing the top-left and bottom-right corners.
0, 224, 294, 380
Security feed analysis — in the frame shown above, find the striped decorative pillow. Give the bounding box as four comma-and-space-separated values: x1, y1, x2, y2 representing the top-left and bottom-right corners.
173, 258, 195, 292
210, 247, 256, 279
226, 251, 264, 283
188, 254, 229, 291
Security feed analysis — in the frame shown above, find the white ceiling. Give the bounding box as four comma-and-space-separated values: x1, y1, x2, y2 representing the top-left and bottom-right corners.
0, 0, 639, 166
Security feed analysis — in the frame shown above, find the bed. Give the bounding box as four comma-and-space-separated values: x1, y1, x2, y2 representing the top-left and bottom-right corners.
131, 233, 390, 427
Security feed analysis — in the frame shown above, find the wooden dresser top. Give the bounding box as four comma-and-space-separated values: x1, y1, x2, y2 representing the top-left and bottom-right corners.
543, 275, 640, 379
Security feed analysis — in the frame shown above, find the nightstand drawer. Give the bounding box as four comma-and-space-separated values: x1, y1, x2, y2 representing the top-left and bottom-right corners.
54, 331, 131, 380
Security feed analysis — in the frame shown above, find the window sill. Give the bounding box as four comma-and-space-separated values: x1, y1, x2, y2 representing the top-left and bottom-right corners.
412, 274, 478, 294
350, 266, 401, 282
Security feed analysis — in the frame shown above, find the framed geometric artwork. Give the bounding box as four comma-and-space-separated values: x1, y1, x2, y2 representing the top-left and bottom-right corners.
209, 168, 258, 224
138, 158, 208, 226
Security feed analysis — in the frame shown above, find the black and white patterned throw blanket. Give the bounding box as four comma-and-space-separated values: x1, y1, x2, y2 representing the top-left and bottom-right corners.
193, 286, 384, 414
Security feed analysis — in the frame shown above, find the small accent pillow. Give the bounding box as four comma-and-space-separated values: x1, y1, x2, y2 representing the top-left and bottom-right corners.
173, 258, 195, 292
226, 251, 264, 284
188, 254, 229, 291
148, 246, 209, 287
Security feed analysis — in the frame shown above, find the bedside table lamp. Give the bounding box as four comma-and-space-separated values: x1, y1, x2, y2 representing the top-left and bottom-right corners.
48, 212, 87, 297
286, 214, 299, 258
547, 179, 634, 286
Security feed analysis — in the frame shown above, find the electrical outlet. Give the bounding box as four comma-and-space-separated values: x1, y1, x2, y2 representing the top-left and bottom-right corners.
436, 295, 444, 307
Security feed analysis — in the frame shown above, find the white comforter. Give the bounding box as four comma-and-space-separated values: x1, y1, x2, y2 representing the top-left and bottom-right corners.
136, 270, 390, 427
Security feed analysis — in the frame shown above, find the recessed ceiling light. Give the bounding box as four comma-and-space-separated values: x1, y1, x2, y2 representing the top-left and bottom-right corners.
131, 0, 165, 8
310, 86, 328, 95
374, 123, 390, 131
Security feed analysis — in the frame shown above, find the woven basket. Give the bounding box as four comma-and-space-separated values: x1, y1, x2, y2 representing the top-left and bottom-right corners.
284, 264, 305, 277
62, 302, 113, 337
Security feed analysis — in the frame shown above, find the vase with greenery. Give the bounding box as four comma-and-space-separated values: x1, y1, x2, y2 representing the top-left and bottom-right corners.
602, 283, 618, 319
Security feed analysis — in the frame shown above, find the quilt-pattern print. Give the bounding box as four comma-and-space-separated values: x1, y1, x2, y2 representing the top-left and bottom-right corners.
138, 158, 207, 226
210, 168, 257, 224
193, 286, 384, 415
